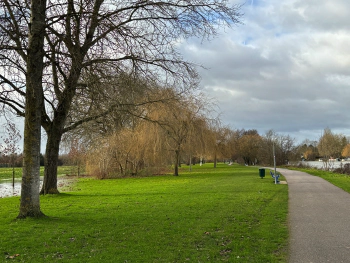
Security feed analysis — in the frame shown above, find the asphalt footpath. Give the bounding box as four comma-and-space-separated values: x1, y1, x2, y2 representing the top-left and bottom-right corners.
277, 168, 350, 263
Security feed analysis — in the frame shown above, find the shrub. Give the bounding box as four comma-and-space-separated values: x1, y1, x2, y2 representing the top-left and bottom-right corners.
334, 163, 350, 175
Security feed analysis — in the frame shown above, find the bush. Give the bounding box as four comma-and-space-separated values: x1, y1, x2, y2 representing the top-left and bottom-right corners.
334, 163, 350, 175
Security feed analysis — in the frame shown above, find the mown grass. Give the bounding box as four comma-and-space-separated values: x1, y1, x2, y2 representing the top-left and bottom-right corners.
0, 166, 75, 181
0, 163, 288, 262
288, 166, 350, 193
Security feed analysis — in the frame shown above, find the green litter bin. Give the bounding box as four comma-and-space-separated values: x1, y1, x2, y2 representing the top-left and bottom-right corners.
259, 168, 265, 178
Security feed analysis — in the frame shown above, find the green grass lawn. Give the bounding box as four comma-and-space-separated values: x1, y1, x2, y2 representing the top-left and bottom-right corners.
0, 163, 288, 262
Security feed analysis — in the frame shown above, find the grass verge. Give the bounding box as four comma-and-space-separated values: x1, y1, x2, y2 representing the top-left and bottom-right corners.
0, 163, 288, 262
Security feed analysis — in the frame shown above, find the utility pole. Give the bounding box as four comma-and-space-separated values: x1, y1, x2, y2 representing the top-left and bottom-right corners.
273, 142, 277, 184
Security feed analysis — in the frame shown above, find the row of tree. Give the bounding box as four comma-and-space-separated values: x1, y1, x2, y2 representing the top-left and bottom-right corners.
3, 121, 349, 175
63, 94, 350, 175
0, 0, 243, 218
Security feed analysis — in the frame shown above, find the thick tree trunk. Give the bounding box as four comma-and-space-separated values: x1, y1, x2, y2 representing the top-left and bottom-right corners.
18, 0, 46, 219
40, 131, 62, 194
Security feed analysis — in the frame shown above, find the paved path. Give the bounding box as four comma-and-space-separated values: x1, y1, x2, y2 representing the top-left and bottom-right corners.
277, 168, 350, 263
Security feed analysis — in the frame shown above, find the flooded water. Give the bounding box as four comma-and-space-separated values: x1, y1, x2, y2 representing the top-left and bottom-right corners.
0, 180, 21, 198
0, 177, 76, 198
298, 160, 350, 170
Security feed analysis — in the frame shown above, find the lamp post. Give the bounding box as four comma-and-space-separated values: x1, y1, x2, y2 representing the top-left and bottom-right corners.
273, 142, 277, 184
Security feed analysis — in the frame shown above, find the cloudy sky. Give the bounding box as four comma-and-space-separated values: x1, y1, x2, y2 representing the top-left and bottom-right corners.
180, 0, 350, 143
2, 0, 349, 149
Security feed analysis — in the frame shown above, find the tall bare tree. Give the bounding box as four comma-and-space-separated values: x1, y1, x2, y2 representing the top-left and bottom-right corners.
0, 0, 242, 195
18, 0, 46, 218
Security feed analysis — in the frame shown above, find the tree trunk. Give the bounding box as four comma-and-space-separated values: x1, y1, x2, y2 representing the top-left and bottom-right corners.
174, 149, 180, 176
41, 131, 62, 194
243, 157, 249, 165
18, 0, 46, 218
214, 148, 217, 168
12, 158, 15, 188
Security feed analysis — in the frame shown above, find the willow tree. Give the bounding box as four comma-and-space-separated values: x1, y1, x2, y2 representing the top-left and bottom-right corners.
0, 0, 242, 196
208, 125, 232, 168
145, 93, 212, 176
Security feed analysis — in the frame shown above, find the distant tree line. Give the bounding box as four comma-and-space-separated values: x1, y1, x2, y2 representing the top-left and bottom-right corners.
2, 121, 350, 176
60, 125, 350, 177
2, 121, 349, 176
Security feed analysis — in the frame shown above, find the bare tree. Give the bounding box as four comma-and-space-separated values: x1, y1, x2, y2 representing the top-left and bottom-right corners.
0, 0, 242, 196
85, 91, 214, 177
66, 80, 183, 177
1, 121, 21, 187
237, 130, 262, 165
85, 119, 162, 178
66, 138, 87, 176
208, 125, 233, 167
182, 117, 211, 169
153, 96, 204, 176
258, 130, 296, 166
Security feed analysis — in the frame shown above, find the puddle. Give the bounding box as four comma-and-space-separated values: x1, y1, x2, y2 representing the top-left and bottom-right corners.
0, 177, 76, 198
0, 181, 21, 198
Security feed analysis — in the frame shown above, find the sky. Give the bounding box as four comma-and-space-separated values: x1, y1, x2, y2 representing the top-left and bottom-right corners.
179, 0, 350, 144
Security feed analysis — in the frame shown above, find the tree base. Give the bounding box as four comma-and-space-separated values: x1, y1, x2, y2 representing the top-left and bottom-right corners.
17, 210, 46, 219
40, 188, 60, 195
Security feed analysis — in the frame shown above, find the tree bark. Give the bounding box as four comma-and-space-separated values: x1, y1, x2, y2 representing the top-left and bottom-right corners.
18, 0, 46, 219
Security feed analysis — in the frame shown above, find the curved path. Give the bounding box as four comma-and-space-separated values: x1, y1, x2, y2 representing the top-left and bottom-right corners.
278, 168, 350, 263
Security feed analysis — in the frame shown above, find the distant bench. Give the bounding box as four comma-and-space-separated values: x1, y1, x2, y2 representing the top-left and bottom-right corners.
270, 170, 280, 183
